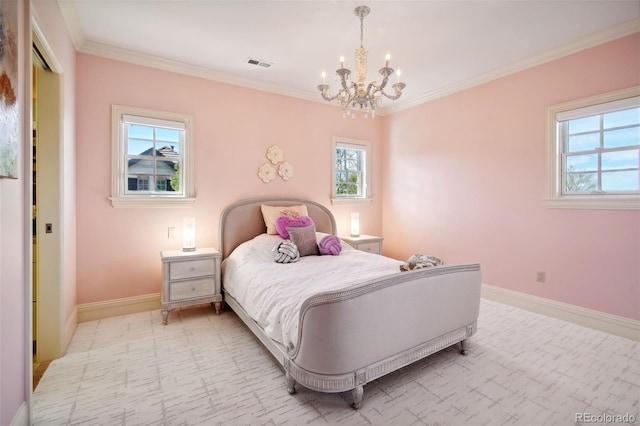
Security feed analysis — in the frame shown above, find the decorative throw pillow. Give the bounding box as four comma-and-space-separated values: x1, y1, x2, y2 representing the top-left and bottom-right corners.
318, 235, 342, 256
272, 240, 300, 263
261, 204, 308, 235
275, 215, 314, 239
287, 225, 320, 256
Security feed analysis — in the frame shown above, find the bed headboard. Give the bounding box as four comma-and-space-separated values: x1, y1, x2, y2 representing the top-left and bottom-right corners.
218, 197, 337, 259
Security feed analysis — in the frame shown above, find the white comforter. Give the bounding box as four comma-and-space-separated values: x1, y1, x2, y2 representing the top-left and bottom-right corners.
222, 233, 402, 351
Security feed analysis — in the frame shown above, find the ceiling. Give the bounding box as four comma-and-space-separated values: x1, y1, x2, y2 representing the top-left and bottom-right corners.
56, 0, 639, 113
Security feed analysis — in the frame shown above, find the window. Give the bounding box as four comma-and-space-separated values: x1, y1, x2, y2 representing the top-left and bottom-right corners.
331, 137, 371, 204
111, 105, 195, 207
545, 87, 640, 210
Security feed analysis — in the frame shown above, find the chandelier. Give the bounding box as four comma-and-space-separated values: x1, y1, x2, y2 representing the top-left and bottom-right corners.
317, 5, 406, 119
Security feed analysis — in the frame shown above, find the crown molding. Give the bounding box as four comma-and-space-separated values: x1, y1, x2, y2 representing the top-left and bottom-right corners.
56, 0, 85, 51
79, 39, 322, 103
384, 17, 640, 115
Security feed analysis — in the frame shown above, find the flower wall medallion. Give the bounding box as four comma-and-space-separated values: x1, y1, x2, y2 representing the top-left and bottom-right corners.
267, 145, 284, 164
258, 163, 276, 183
278, 162, 294, 181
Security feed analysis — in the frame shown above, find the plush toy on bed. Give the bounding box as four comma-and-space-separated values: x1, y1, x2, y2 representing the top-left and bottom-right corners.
318, 235, 342, 256
399, 254, 443, 271
273, 240, 300, 263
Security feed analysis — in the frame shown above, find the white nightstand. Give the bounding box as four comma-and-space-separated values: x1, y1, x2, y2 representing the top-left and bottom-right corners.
160, 248, 222, 325
340, 235, 384, 255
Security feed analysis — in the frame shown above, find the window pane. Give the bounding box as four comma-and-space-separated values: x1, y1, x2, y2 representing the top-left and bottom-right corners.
128, 158, 155, 176
156, 128, 180, 143
603, 127, 640, 149
128, 139, 153, 156
346, 171, 360, 184
567, 116, 599, 134
568, 132, 599, 152
604, 108, 640, 129
602, 170, 639, 191
346, 159, 360, 171
336, 171, 347, 182
566, 154, 598, 172
564, 172, 597, 193
602, 150, 639, 171
128, 124, 153, 140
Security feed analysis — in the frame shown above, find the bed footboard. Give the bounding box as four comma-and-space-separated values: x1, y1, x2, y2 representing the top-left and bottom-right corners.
287, 263, 481, 408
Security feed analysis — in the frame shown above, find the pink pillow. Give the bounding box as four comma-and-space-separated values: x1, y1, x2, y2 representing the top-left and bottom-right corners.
319, 235, 342, 256
275, 215, 314, 239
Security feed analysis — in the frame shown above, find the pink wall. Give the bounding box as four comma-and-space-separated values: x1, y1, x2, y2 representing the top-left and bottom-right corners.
75, 55, 383, 304
382, 34, 640, 320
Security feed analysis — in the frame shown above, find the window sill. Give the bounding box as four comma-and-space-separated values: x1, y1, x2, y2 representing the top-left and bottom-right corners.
110, 196, 196, 208
543, 195, 640, 210
331, 197, 372, 206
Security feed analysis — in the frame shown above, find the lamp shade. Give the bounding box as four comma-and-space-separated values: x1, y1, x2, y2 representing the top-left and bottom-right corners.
183, 217, 196, 252
350, 212, 360, 237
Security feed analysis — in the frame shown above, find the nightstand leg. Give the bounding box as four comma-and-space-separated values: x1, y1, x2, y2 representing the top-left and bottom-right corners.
214, 301, 222, 315
161, 309, 169, 325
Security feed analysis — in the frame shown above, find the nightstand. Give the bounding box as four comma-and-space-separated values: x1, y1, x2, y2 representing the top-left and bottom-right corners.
160, 248, 222, 325
340, 235, 383, 255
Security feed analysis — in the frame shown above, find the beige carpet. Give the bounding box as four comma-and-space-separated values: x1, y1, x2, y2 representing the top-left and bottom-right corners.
33, 299, 639, 425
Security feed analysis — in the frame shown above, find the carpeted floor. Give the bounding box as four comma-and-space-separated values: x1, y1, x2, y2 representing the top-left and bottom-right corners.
33, 299, 639, 425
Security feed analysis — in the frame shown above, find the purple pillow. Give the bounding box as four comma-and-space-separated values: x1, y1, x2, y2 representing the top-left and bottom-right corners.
319, 235, 342, 256
276, 215, 314, 239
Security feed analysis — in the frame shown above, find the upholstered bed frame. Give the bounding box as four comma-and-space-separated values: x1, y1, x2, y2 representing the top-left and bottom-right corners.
219, 197, 482, 409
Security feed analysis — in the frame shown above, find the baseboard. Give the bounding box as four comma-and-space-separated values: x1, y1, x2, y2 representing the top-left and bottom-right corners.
77, 293, 161, 322
64, 306, 78, 348
10, 401, 28, 426
482, 284, 640, 341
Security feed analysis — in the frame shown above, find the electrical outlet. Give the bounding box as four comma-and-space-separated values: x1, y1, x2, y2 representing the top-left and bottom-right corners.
536, 271, 546, 283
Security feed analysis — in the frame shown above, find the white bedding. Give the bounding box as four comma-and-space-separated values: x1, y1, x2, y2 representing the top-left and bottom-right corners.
222, 233, 402, 351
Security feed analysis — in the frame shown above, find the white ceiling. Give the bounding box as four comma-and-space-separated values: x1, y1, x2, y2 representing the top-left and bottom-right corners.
55, 0, 639, 113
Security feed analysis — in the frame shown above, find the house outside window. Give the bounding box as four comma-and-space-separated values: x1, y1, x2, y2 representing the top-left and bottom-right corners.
331, 137, 371, 204
111, 105, 195, 208
545, 87, 640, 210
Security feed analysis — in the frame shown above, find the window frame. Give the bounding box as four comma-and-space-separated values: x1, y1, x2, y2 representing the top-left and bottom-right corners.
544, 87, 640, 210
111, 105, 195, 208
331, 136, 372, 205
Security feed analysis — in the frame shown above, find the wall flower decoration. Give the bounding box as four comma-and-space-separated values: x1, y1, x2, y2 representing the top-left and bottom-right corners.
258, 163, 276, 183
278, 162, 294, 181
267, 145, 284, 164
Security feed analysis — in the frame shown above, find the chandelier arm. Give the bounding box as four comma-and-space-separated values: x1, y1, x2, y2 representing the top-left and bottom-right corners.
380, 85, 406, 101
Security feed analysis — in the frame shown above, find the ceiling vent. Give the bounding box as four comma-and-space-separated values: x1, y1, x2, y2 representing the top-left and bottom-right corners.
246, 58, 272, 68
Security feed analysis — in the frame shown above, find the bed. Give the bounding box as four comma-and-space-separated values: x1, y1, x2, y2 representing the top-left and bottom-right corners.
219, 197, 481, 409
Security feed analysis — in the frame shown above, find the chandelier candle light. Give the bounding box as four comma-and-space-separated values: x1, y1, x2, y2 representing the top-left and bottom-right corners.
318, 5, 406, 119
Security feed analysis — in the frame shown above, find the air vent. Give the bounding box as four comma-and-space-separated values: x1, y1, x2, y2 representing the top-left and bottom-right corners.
246, 58, 272, 68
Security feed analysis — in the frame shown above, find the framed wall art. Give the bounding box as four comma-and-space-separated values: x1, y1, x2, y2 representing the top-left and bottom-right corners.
0, 0, 18, 179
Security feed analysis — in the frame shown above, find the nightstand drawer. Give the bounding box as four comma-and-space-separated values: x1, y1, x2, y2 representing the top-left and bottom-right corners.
170, 259, 215, 280
358, 242, 381, 254
170, 278, 215, 301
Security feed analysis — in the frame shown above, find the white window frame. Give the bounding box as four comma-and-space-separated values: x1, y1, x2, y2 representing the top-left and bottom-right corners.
111, 105, 195, 208
331, 137, 372, 205
544, 86, 640, 210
